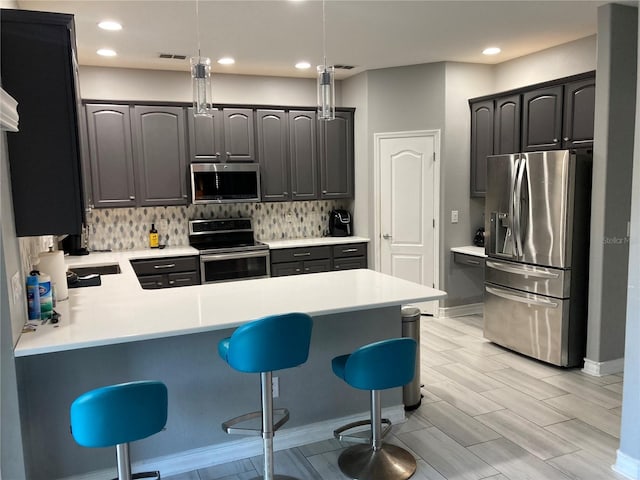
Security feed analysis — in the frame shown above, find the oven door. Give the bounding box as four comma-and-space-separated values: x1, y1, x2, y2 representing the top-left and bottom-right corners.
200, 250, 270, 284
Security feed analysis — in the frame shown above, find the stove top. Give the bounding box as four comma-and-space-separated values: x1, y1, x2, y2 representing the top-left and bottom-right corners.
188, 218, 268, 253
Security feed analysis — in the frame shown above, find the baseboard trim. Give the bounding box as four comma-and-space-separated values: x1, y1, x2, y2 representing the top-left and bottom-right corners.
613, 449, 640, 479
582, 357, 625, 376
62, 405, 407, 480
438, 303, 483, 319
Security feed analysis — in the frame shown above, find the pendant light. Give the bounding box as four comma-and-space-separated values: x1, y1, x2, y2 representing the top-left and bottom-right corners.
317, 0, 335, 121
191, 0, 212, 117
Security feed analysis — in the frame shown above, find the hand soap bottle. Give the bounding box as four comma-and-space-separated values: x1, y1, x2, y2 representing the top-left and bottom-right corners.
149, 224, 159, 249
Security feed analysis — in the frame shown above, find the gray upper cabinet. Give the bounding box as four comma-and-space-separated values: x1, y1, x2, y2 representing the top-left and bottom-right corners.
132, 106, 189, 206
188, 107, 224, 162
319, 111, 354, 199
289, 110, 318, 201
187, 107, 255, 162
257, 110, 290, 201
223, 108, 256, 162
494, 95, 521, 154
85, 104, 136, 208
522, 86, 563, 151
470, 100, 494, 197
563, 78, 596, 149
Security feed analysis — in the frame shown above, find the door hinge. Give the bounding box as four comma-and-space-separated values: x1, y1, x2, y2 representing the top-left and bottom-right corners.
433, 152, 436, 162
433, 283, 435, 288
433, 219, 435, 228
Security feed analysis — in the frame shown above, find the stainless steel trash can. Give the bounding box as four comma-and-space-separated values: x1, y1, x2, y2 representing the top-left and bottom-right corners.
402, 306, 422, 410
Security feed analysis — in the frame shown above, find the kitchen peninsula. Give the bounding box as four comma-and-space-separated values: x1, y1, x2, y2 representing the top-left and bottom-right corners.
14, 249, 446, 479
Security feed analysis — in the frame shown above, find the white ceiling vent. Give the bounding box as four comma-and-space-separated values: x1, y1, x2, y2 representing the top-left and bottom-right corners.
159, 53, 188, 60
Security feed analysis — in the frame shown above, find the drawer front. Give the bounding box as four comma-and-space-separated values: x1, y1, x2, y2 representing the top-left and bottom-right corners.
167, 271, 200, 287
271, 261, 303, 277
131, 256, 199, 276
270, 246, 331, 263
332, 243, 367, 259
138, 274, 167, 290
486, 258, 569, 298
303, 259, 331, 274
453, 252, 485, 268
333, 257, 367, 271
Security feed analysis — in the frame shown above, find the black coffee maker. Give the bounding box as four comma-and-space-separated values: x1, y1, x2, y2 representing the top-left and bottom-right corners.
329, 210, 352, 237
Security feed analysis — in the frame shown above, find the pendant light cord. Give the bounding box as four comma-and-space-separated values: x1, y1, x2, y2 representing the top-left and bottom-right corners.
196, 0, 201, 58
322, 0, 327, 67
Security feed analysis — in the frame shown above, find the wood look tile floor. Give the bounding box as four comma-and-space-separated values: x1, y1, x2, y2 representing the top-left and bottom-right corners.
166, 314, 625, 480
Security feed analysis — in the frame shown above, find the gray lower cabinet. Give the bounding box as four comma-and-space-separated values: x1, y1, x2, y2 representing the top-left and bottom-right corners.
319, 111, 354, 199
85, 105, 137, 208
130, 255, 200, 289
85, 104, 188, 208
271, 243, 368, 277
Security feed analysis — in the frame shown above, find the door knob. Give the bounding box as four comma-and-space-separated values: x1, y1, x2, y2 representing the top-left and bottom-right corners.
383, 233, 392, 239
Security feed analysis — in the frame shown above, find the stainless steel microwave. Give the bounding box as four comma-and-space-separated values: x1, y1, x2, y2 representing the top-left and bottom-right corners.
190, 163, 261, 204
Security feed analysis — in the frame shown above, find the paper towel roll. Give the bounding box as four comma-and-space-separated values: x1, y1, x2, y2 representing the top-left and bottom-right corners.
38, 250, 68, 302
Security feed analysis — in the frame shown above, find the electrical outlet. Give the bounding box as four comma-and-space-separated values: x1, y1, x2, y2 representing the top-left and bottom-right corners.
272, 376, 279, 398
451, 210, 459, 224
11, 271, 22, 306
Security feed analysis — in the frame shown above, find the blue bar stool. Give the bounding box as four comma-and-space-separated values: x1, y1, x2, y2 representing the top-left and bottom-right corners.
332, 338, 417, 480
70, 381, 168, 480
218, 312, 313, 480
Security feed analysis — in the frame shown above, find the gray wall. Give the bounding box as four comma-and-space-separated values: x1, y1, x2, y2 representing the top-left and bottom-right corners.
618, 6, 640, 472
587, 3, 638, 364
493, 35, 597, 91
79, 66, 328, 106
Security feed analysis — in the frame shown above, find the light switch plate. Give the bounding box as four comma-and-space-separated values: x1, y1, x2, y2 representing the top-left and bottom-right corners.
11, 271, 22, 305
451, 210, 459, 224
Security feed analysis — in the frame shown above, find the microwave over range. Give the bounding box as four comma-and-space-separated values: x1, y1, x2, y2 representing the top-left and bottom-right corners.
190, 163, 261, 204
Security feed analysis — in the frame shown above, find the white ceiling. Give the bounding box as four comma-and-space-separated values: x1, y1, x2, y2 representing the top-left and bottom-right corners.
16, 1, 605, 80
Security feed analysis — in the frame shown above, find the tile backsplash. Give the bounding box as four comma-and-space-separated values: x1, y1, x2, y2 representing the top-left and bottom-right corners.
87, 200, 348, 251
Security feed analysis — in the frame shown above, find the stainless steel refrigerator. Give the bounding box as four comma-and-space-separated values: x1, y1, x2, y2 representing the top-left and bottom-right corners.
484, 150, 592, 367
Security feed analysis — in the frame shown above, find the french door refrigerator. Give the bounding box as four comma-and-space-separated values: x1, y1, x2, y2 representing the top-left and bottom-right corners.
484, 150, 592, 367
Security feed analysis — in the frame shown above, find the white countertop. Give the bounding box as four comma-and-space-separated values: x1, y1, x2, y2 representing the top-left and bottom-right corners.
15, 249, 445, 357
261, 236, 370, 249
450, 245, 487, 258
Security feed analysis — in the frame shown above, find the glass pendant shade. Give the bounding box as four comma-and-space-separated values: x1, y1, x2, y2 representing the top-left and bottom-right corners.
317, 65, 335, 121
191, 56, 212, 117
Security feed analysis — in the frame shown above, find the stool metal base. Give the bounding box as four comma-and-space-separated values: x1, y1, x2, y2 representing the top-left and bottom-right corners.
248, 476, 301, 480
337, 444, 417, 480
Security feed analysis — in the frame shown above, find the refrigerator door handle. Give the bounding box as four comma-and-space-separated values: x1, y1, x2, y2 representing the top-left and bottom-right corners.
507, 156, 520, 256
513, 155, 526, 258
485, 285, 559, 308
486, 260, 560, 279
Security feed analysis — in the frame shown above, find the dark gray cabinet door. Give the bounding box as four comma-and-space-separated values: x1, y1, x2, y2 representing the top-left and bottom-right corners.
1, 10, 85, 236
563, 78, 596, 149
188, 107, 224, 162
257, 110, 289, 201
85, 105, 136, 208
133, 106, 188, 206
319, 111, 354, 199
223, 108, 256, 162
494, 95, 521, 154
289, 110, 318, 200
470, 100, 494, 197
522, 86, 563, 151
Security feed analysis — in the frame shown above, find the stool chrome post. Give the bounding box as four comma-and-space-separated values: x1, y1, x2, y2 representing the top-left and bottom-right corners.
116, 443, 132, 480
261, 371, 275, 480
370, 390, 382, 451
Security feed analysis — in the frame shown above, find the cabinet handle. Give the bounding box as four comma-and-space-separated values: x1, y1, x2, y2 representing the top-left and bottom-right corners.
304, 267, 309, 272
292, 191, 297, 195
153, 263, 176, 269
322, 190, 327, 194
156, 282, 163, 286
168, 280, 175, 285
226, 151, 231, 156
342, 248, 358, 253
129, 195, 135, 200
563, 137, 569, 141
553, 138, 558, 142
383, 233, 392, 239
215, 152, 221, 157
293, 252, 311, 257
283, 192, 288, 195
295, 268, 301, 272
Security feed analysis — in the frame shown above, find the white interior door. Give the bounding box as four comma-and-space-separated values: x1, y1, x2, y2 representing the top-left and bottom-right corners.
377, 131, 439, 315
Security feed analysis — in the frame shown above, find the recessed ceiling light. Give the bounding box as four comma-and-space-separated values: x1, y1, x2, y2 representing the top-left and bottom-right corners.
97, 48, 117, 57
98, 21, 122, 31
482, 47, 501, 56
218, 57, 235, 65
295, 61, 311, 69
